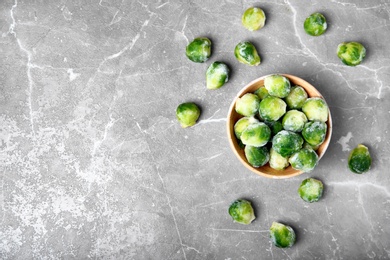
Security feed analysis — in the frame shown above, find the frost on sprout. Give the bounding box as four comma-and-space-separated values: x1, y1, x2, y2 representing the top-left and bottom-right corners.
229, 199, 256, 225
289, 148, 318, 172
234, 41, 261, 66
186, 37, 212, 63
242, 7, 266, 31
235, 93, 260, 117
206, 61, 230, 90
302, 97, 328, 122
241, 122, 271, 147
259, 96, 287, 122
264, 74, 291, 98
234, 116, 259, 140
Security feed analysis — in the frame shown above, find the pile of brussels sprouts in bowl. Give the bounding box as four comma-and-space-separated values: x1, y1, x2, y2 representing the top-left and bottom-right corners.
227, 74, 332, 178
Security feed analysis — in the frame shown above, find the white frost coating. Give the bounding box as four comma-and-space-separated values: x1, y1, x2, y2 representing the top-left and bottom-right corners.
337, 132, 353, 151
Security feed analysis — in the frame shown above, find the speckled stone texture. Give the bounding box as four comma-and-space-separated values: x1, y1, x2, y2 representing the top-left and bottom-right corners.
1, 0, 390, 259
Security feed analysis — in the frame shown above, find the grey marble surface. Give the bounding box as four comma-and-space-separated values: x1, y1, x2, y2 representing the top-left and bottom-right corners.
1, 0, 390, 259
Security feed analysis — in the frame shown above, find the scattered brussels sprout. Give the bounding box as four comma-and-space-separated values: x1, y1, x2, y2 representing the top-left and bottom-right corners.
348, 144, 372, 174
176, 102, 201, 128
228, 199, 256, 225
337, 42, 366, 66
259, 96, 287, 122
302, 121, 327, 146
234, 41, 261, 66
186, 37, 212, 63
234, 117, 259, 140
242, 7, 266, 31
285, 86, 308, 109
304, 13, 327, 36
245, 145, 269, 167
298, 178, 324, 203
241, 122, 271, 147
206, 62, 230, 90
254, 86, 269, 100
269, 222, 296, 248
235, 93, 260, 117
302, 98, 329, 122
264, 75, 291, 98
282, 110, 308, 132
289, 148, 318, 172
269, 148, 289, 170
272, 130, 303, 157
266, 121, 283, 136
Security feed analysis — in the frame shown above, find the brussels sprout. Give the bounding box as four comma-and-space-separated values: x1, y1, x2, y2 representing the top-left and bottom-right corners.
259, 96, 287, 122
234, 116, 259, 140
245, 145, 269, 167
337, 42, 366, 66
269, 148, 289, 170
272, 130, 303, 157
269, 222, 296, 248
241, 122, 271, 147
254, 86, 269, 100
264, 75, 291, 98
234, 41, 261, 66
302, 121, 327, 146
176, 102, 201, 128
289, 148, 318, 172
304, 13, 327, 36
282, 110, 308, 132
206, 62, 230, 90
285, 86, 308, 109
302, 98, 329, 122
228, 199, 256, 225
298, 178, 324, 203
186, 37, 212, 63
348, 144, 371, 174
235, 93, 260, 117
266, 121, 283, 136
242, 7, 266, 31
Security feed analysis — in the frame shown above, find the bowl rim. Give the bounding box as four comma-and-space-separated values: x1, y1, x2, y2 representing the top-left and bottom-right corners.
226, 74, 333, 179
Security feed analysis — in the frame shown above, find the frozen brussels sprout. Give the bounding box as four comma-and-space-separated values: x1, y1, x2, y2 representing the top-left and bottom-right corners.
282, 110, 308, 132
302, 98, 329, 122
242, 7, 266, 31
254, 86, 269, 100
234, 116, 259, 140
235, 93, 260, 117
348, 144, 371, 174
245, 145, 269, 167
228, 199, 256, 225
176, 102, 200, 128
241, 122, 271, 147
272, 130, 303, 157
337, 42, 366, 66
285, 86, 308, 109
259, 96, 287, 122
186, 37, 211, 63
304, 13, 327, 36
266, 120, 283, 136
302, 121, 327, 146
270, 222, 296, 248
269, 148, 289, 170
298, 178, 324, 203
289, 148, 318, 172
264, 75, 291, 98
234, 41, 261, 66
206, 62, 230, 90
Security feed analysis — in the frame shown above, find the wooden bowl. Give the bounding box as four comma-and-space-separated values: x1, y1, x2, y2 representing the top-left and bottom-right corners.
227, 74, 332, 179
